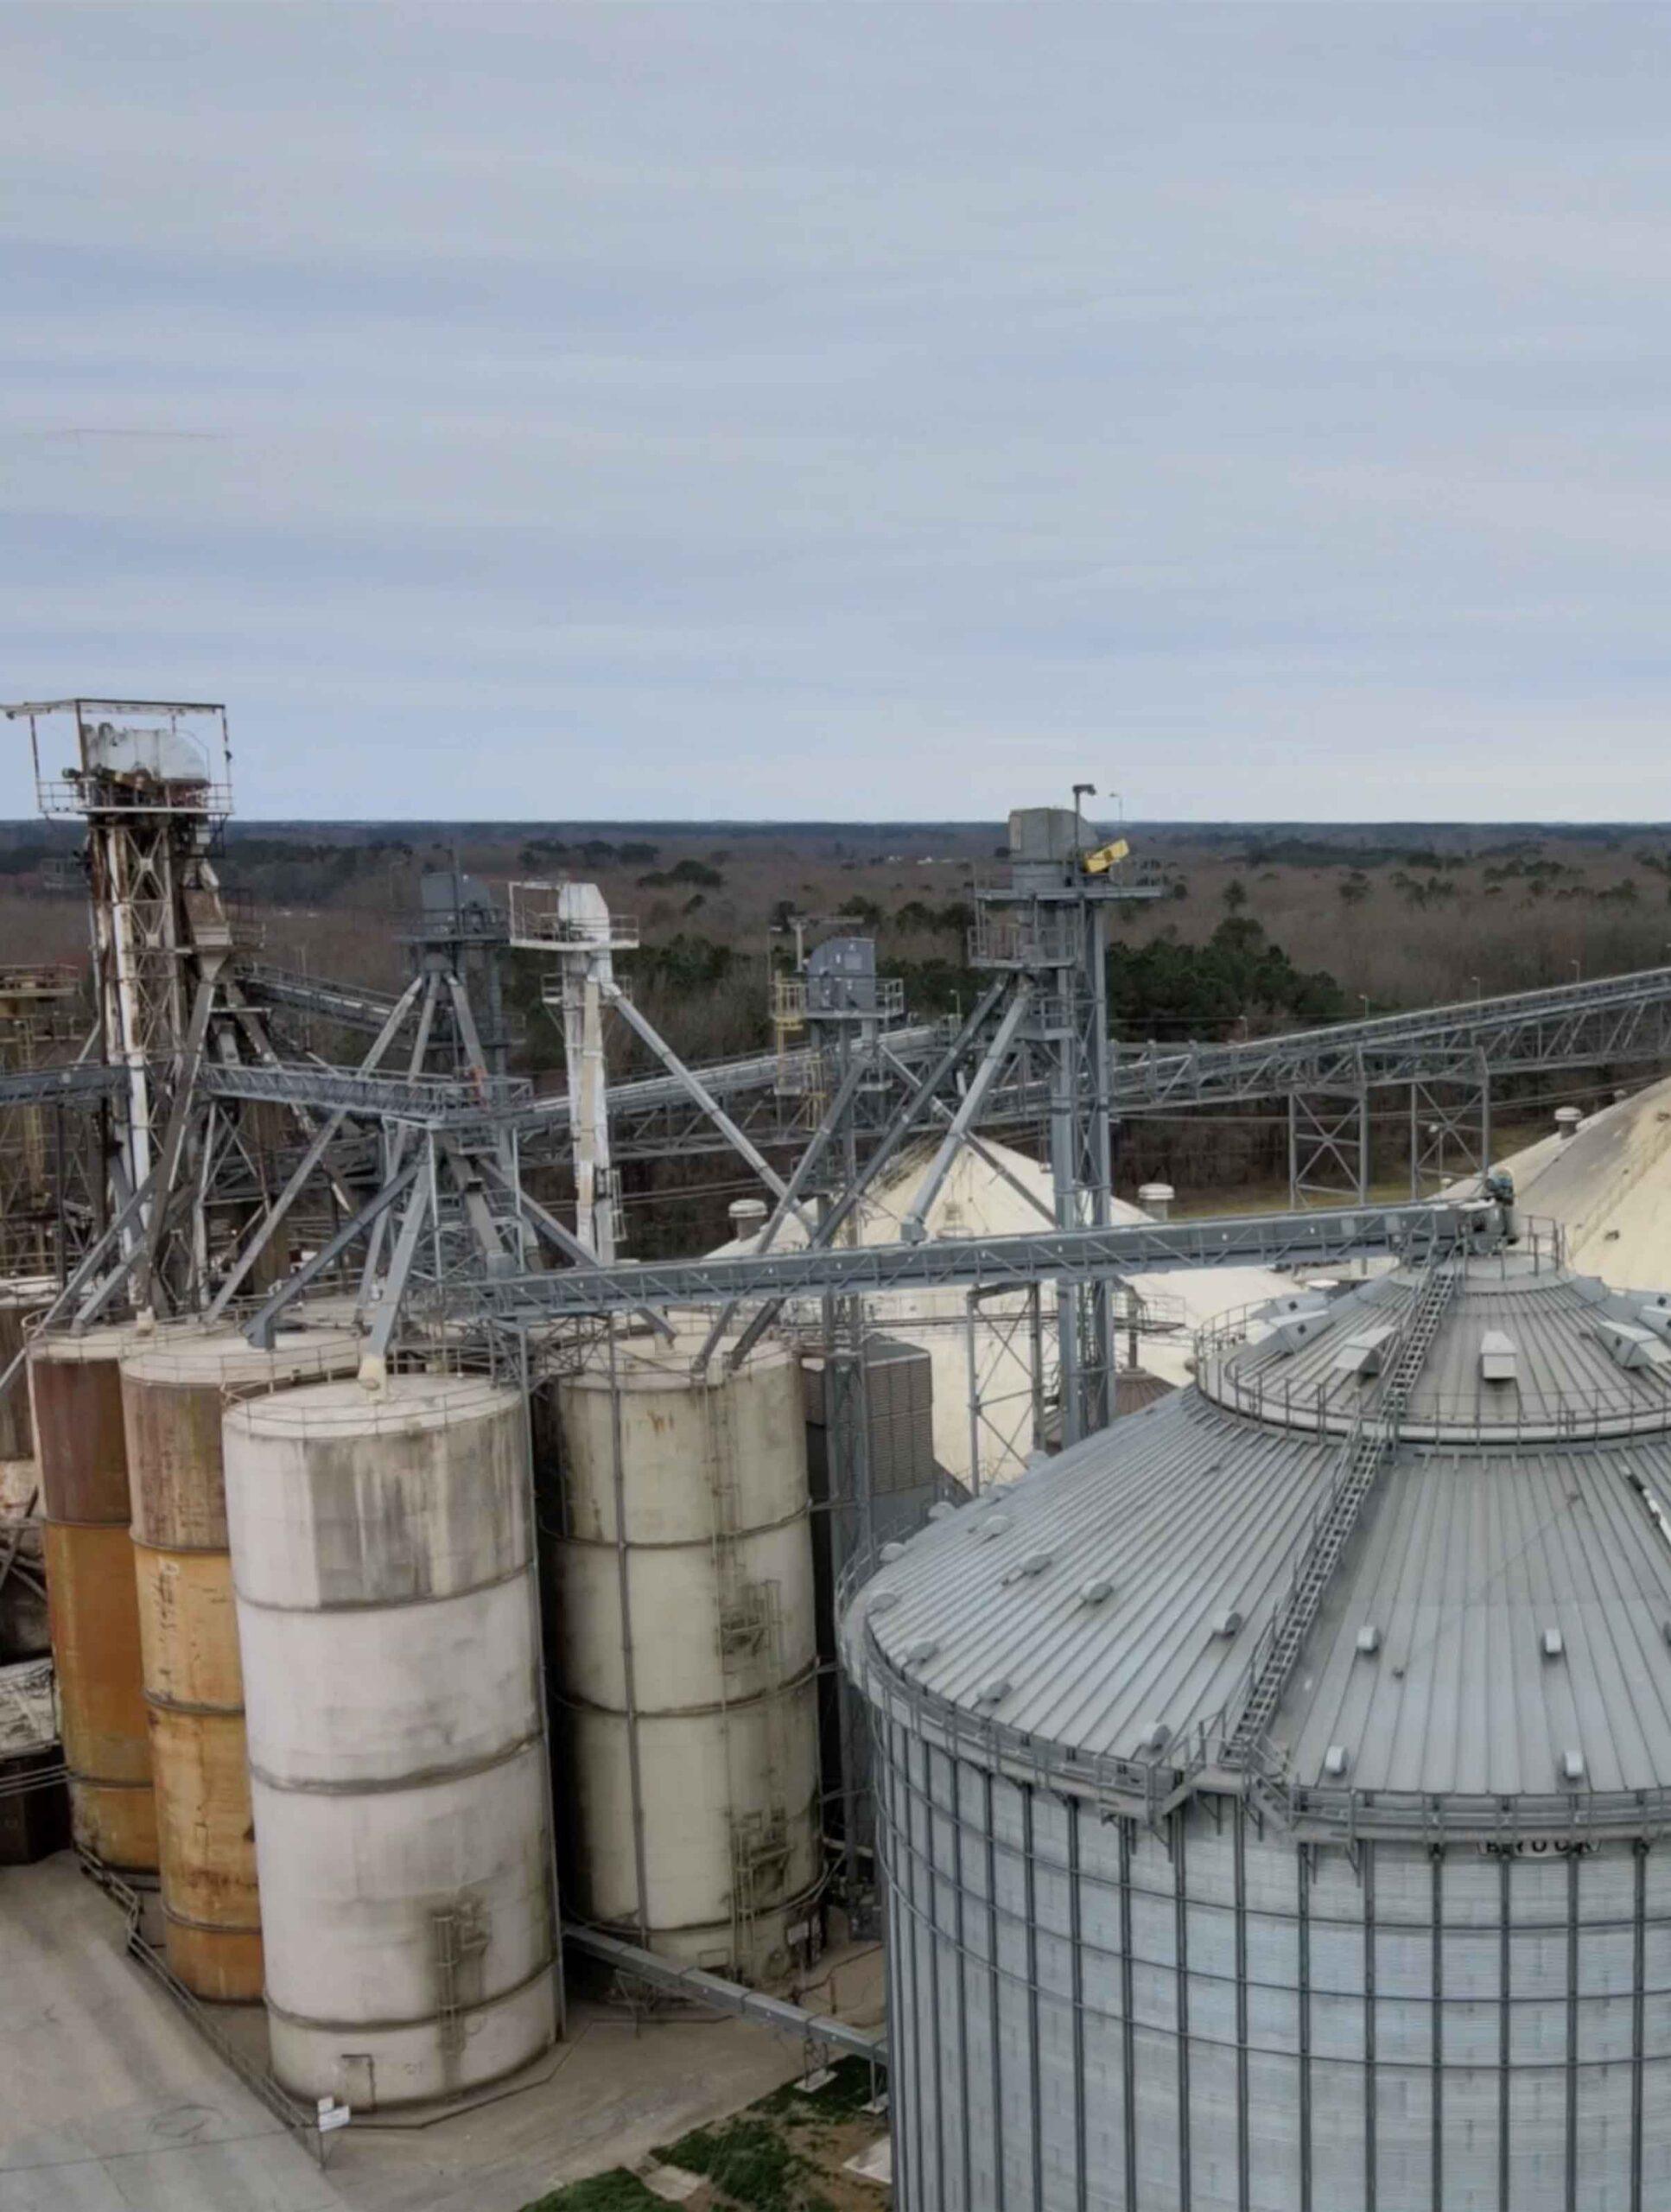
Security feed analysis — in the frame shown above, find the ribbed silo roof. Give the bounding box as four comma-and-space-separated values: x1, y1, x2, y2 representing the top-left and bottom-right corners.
842, 1250, 1671, 1831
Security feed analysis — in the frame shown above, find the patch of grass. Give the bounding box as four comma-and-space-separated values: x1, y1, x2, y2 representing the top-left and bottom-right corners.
658, 2115, 804, 2209
519, 2171, 665, 2212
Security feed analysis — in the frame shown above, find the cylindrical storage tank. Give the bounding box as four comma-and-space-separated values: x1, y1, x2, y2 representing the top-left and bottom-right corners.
845, 1255, 1671, 2210
224, 1373, 558, 2109
28, 1318, 202, 1869
121, 1326, 359, 2001
549, 1328, 821, 1984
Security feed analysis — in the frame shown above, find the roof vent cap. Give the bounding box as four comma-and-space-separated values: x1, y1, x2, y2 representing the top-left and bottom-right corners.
975, 1676, 1012, 1707
1542, 1627, 1566, 1661
975, 1513, 1013, 1542
1331, 1323, 1397, 1378
926, 1500, 958, 1521
1595, 1318, 1671, 1373
1265, 1300, 1331, 1356
1211, 1608, 1243, 1639
905, 1639, 940, 1668
1561, 1747, 1586, 1784
1324, 1744, 1350, 1778
999, 1553, 1052, 1588
1077, 1576, 1115, 1606
880, 1541, 905, 1564
1479, 1330, 1519, 1385
1136, 1720, 1171, 1754
1356, 1624, 1382, 1656
1555, 1107, 1583, 1141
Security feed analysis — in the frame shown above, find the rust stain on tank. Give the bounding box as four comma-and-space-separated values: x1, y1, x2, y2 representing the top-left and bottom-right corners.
124, 1375, 233, 1551
118, 1330, 358, 2003
30, 1345, 130, 1524
41, 1518, 156, 1870
149, 1702, 264, 2002
132, 1545, 243, 1709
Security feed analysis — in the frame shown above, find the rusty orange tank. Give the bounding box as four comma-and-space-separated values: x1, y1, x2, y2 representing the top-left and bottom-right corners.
121, 1325, 358, 2002
41, 1519, 156, 1866
29, 1320, 189, 1872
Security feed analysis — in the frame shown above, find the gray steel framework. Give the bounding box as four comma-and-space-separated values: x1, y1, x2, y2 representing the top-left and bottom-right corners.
417, 962, 1671, 1168
1111, 962, 1671, 1109
237, 960, 405, 1038
192, 961, 1671, 1175
461, 1199, 1491, 1325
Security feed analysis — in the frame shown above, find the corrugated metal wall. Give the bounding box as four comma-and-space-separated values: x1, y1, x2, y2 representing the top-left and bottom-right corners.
874, 1713, 1671, 2210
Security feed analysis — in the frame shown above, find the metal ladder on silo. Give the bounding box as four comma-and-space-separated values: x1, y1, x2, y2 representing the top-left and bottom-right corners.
1223, 1255, 1459, 1771
431, 1896, 489, 2059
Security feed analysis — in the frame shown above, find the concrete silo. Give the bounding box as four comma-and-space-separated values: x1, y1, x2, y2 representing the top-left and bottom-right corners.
545, 1325, 822, 1984
844, 1246, 1671, 2209
224, 1371, 558, 2108
119, 1325, 359, 1999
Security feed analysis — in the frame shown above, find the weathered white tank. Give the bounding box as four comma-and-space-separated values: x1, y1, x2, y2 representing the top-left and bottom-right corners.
548, 1326, 821, 1983
224, 1371, 558, 2110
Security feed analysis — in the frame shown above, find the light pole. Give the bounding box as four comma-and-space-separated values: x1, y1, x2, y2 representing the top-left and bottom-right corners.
1572, 959, 1582, 984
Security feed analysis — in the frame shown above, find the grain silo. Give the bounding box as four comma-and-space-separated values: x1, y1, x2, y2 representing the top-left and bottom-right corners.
223, 1370, 559, 2108
28, 1318, 201, 1871
843, 1245, 1671, 2209
120, 1325, 359, 2000
544, 1325, 822, 1984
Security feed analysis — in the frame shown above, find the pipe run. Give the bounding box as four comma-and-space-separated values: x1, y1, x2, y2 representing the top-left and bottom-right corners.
561, 1922, 886, 2065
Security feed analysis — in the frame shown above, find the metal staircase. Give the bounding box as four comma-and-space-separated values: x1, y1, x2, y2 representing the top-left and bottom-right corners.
1223, 1256, 1460, 1768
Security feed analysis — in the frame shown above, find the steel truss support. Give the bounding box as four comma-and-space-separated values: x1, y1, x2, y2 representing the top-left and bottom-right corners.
245, 1161, 420, 1348
1408, 1055, 1493, 1198
470, 1197, 1495, 1322
964, 1280, 1047, 1494
720, 983, 1010, 1377
899, 984, 1033, 1241
1288, 1071, 1371, 1211
602, 982, 816, 1236
200, 976, 419, 1319
964, 813, 1144, 1448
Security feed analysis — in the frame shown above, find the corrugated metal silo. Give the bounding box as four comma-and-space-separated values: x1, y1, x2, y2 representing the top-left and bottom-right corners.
844, 1249, 1671, 2209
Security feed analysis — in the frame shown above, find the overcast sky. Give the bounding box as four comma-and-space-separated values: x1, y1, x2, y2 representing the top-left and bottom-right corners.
3, 7, 1668, 822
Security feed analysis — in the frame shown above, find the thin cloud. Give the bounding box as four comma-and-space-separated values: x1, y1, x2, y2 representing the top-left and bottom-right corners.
2, 6, 1668, 819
